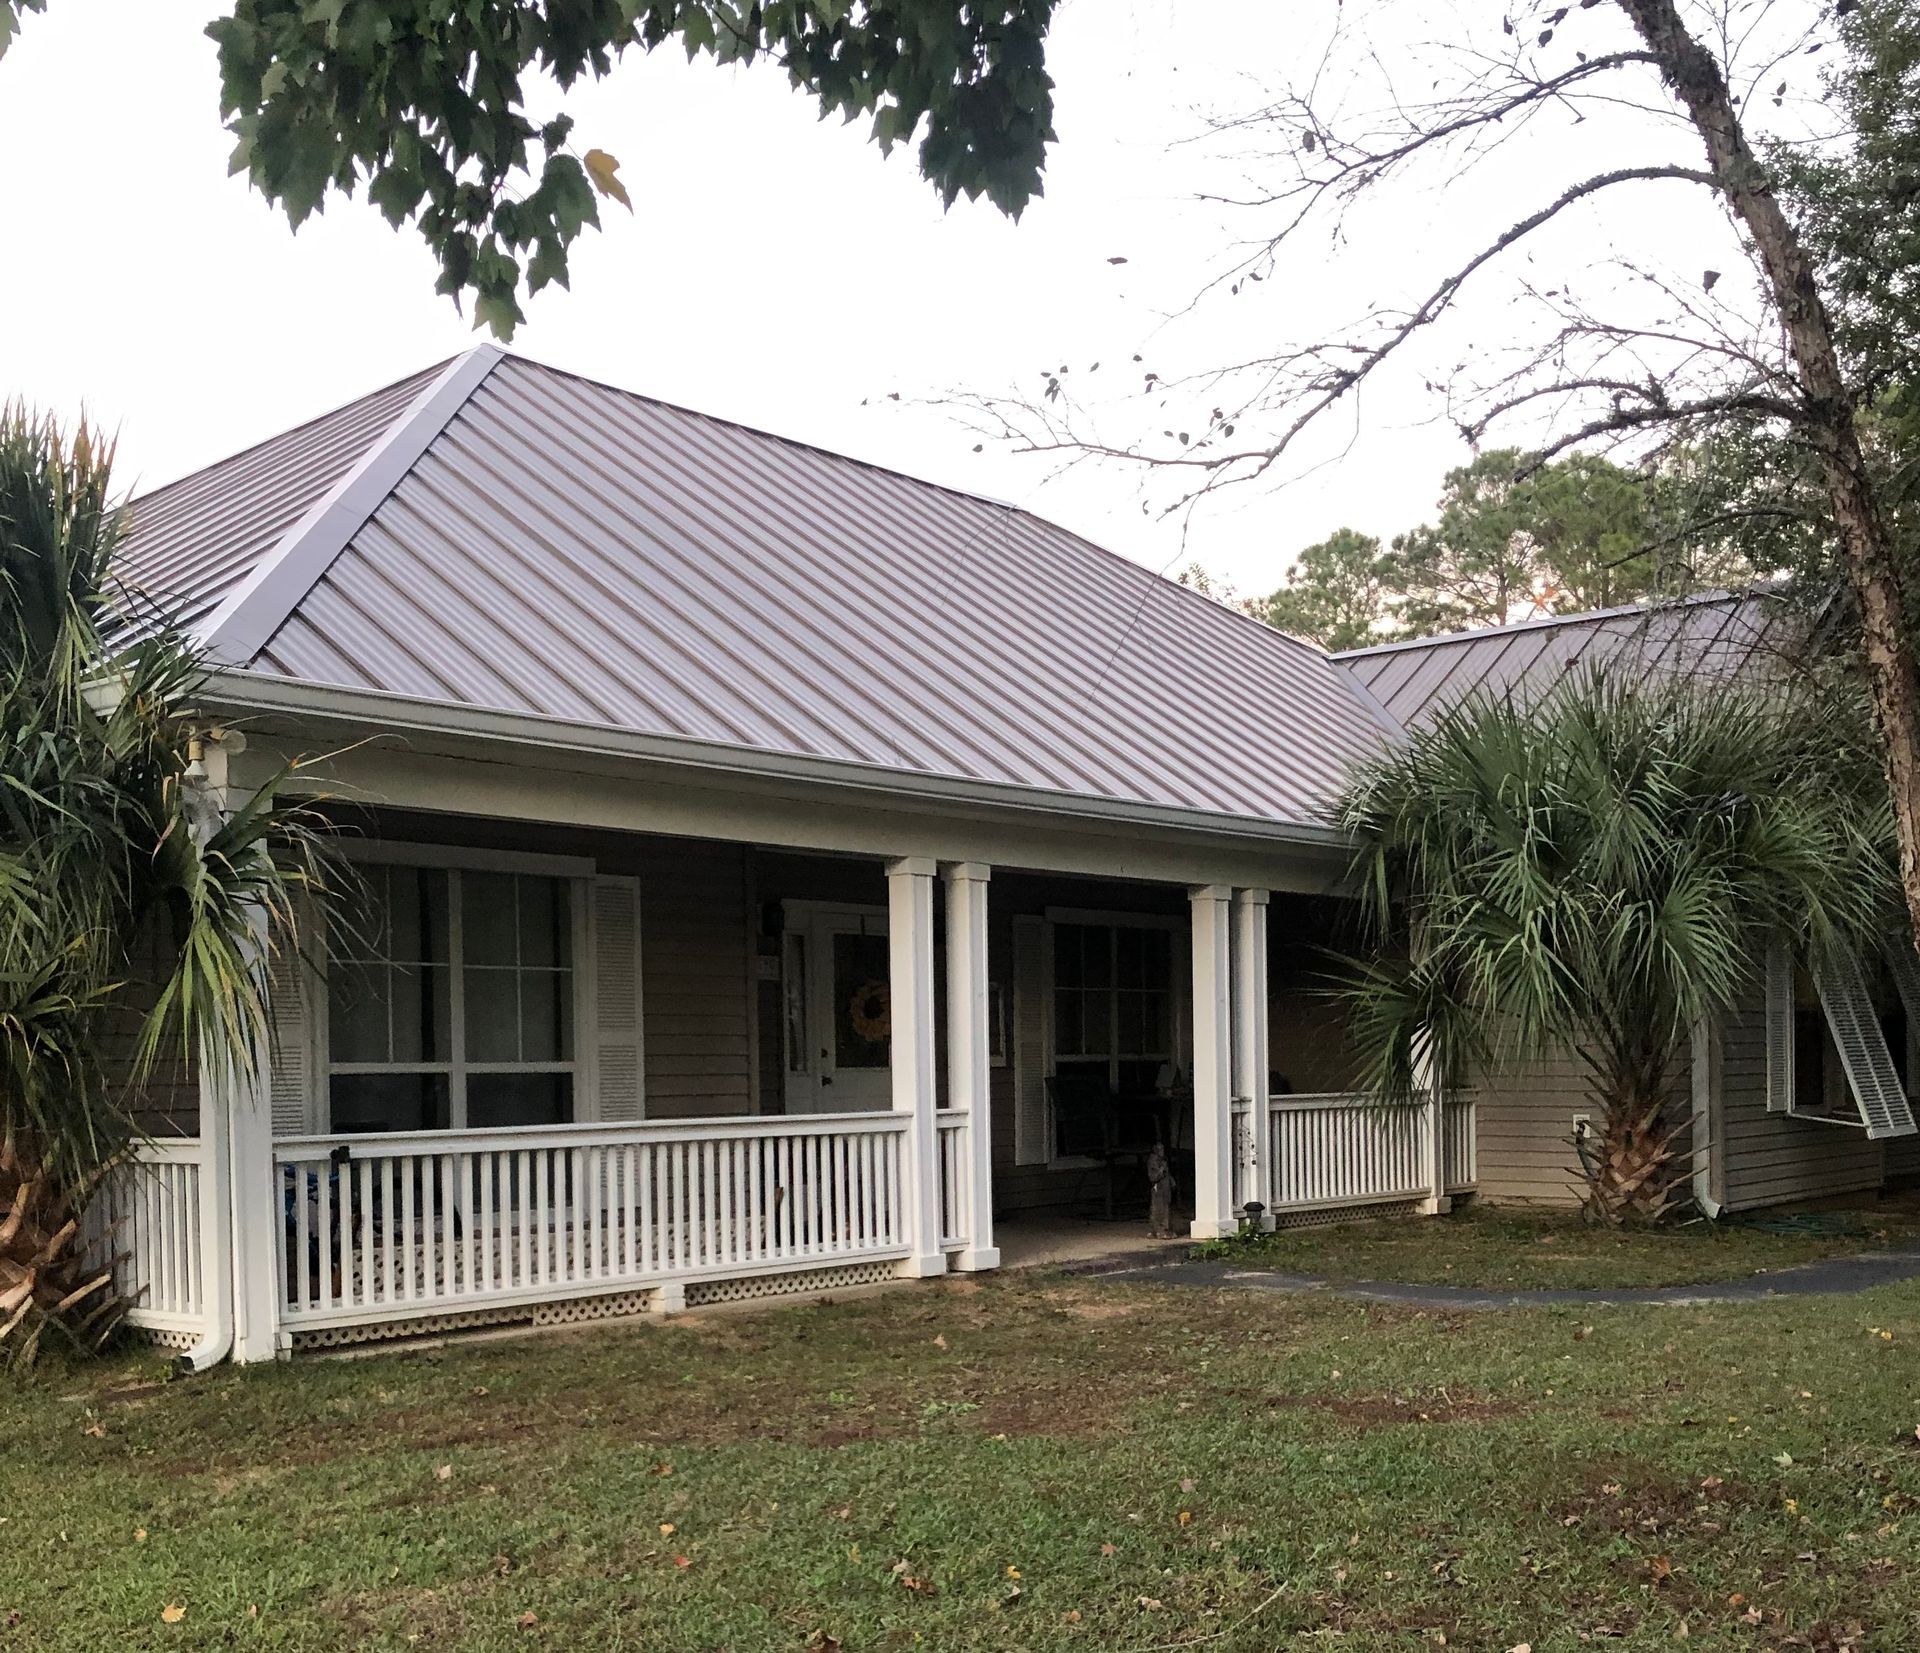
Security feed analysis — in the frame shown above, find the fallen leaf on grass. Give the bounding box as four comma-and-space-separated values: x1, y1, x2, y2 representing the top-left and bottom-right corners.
1100, 1543, 1118, 1557
1650, 1555, 1673, 1585
82, 1420, 105, 1439
160, 1605, 186, 1625
434, 1464, 453, 1482
1176, 1510, 1193, 1527
932, 1334, 947, 1349
517, 1610, 539, 1629
133, 1528, 147, 1542
673, 1555, 692, 1570
659, 1523, 676, 1537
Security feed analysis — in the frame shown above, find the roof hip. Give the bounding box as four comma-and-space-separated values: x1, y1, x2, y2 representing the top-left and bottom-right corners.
195, 346, 504, 666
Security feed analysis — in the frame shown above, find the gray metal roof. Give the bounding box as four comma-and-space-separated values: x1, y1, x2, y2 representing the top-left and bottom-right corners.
111, 349, 1397, 833
1334, 589, 1799, 728
113, 363, 446, 633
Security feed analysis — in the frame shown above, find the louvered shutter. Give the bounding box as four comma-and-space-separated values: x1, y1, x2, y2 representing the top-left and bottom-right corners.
1764, 938, 1794, 1114
1012, 915, 1051, 1166
1812, 950, 1918, 1140
592, 875, 645, 1121
267, 907, 320, 1135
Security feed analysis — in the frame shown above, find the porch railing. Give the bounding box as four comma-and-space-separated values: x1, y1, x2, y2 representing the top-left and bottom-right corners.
96, 1139, 209, 1341
272, 1112, 912, 1331
1267, 1092, 1478, 1214
936, 1109, 970, 1252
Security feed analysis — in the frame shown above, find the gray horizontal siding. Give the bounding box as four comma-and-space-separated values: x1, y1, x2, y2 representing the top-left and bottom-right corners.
1718, 992, 1883, 1210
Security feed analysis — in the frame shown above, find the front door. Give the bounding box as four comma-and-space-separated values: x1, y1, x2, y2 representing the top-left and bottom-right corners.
787, 907, 893, 1112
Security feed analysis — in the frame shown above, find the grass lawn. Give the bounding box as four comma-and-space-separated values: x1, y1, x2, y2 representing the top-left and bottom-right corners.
6, 1265, 1920, 1652
1194, 1199, 1920, 1291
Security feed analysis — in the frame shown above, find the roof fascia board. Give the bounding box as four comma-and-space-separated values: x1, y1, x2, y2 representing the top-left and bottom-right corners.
198, 668, 1356, 857
195, 346, 506, 667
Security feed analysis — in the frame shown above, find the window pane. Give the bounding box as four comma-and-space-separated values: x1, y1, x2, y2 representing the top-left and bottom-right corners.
519, 877, 569, 969
328, 961, 390, 1064
1083, 988, 1112, 1057
465, 967, 521, 1062
388, 965, 450, 1062
1116, 927, 1144, 990
1140, 992, 1170, 1057
468, 1072, 574, 1129
1053, 926, 1085, 990
1084, 928, 1113, 989
832, 931, 892, 1070
1117, 992, 1145, 1057
520, 969, 572, 1063
1054, 990, 1084, 1058
330, 1072, 450, 1134
1142, 929, 1172, 987
462, 871, 519, 967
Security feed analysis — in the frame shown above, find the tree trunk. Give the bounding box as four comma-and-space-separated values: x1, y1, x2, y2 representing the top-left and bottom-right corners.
1618, 0, 1920, 944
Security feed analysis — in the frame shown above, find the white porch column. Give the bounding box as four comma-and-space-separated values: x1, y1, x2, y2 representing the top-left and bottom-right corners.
1189, 884, 1236, 1238
943, 862, 999, 1271
227, 908, 282, 1362
1414, 1029, 1451, 1217
887, 857, 946, 1278
1233, 889, 1273, 1229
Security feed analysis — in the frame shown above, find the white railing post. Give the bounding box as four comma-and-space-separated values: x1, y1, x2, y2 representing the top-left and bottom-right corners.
888, 857, 946, 1278
943, 862, 999, 1271
1232, 889, 1273, 1229
1189, 884, 1236, 1238
1414, 1029, 1450, 1217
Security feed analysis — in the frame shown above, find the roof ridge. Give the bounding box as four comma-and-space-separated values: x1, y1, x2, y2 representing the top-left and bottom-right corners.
196, 347, 505, 666
1330, 586, 1755, 661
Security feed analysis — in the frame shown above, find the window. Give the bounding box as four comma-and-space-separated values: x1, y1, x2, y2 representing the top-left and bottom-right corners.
327, 864, 578, 1134
1052, 920, 1176, 1155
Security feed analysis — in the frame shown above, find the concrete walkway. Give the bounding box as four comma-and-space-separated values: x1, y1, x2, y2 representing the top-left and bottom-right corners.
1088, 1247, 1920, 1308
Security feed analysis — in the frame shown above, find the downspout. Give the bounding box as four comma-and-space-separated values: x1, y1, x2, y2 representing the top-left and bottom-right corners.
1689, 1014, 1724, 1219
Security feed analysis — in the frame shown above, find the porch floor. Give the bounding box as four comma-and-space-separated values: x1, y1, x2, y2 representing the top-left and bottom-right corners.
995, 1216, 1198, 1271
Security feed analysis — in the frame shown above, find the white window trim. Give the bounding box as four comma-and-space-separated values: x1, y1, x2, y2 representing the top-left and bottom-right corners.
323, 845, 595, 1131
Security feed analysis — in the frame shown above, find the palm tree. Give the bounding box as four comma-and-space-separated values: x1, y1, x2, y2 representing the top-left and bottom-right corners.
1334, 666, 1896, 1222
0, 406, 324, 1366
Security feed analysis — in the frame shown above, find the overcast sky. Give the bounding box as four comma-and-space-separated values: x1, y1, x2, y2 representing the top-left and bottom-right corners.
1, 0, 1769, 600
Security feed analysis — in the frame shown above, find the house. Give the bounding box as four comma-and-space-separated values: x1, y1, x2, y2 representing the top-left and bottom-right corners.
102, 347, 1475, 1364
1335, 593, 1920, 1217
100, 349, 1910, 1367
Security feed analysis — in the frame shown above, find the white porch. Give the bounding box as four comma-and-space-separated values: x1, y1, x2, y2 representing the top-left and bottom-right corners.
100, 788, 1475, 1362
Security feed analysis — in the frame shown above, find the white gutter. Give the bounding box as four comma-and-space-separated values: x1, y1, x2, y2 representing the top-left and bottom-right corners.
196, 668, 1361, 858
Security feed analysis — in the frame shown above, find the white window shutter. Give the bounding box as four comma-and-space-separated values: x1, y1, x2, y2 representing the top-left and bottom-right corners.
1012, 915, 1051, 1166
1811, 950, 1917, 1140
592, 875, 645, 1121
267, 904, 320, 1135
1764, 938, 1794, 1114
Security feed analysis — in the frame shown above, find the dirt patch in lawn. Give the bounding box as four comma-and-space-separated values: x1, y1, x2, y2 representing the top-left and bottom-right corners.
1553, 1464, 1755, 1539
